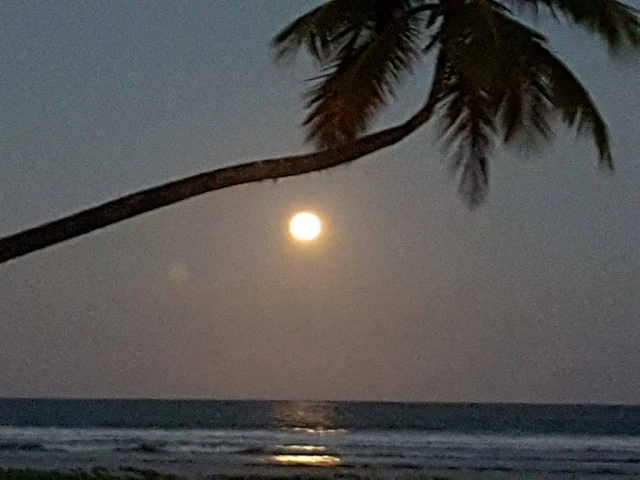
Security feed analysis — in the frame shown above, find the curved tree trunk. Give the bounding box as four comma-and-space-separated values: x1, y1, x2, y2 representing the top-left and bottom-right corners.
0, 97, 436, 265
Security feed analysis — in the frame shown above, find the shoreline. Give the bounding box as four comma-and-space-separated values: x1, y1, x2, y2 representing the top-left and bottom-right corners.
0, 465, 632, 480
0, 466, 449, 479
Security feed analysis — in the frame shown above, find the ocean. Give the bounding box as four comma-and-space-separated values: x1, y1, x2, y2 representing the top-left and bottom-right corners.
1, 399, 640, 477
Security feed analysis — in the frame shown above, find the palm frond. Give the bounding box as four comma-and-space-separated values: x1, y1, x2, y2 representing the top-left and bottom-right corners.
534, 44, 613, 167
441, 83, 494, 207
431, 1, 511, 206
433, 0, 613, 206
274, 0, 620, 206
501, 76, 555, 147
487, 11, 555, 144
491, 9, 613, 167
272, 0, 434, 63
302, 5, 426, 148
506, 0, 640, 50
272, 0, 369, 63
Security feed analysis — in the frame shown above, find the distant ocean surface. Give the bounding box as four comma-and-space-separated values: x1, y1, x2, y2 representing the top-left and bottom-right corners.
2, 399, 640, 477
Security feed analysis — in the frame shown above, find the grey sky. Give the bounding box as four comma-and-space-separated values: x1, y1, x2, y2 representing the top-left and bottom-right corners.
0, 1, 639, 403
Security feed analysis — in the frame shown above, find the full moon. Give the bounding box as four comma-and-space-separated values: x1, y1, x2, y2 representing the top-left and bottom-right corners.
289, 211, 322, 241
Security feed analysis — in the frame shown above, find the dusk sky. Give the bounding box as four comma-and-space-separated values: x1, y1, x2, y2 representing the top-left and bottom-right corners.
1, 1, 639, 403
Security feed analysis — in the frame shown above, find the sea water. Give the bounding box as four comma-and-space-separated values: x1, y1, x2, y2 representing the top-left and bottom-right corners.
1, 399, 640, 476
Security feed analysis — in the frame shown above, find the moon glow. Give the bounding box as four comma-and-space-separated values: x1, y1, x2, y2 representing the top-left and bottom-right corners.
289, 211, 322, 242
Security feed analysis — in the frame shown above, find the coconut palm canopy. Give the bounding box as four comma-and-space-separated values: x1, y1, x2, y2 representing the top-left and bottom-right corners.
273, 0, 639, 202
0, 0, 639, 264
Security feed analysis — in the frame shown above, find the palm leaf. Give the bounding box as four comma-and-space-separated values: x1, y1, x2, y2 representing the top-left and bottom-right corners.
433, 0, 614, 206
534, 44, 614, 168
507, 0, 640, 49
301, 5, 426, 147
487, 10, 555, 144
273, 1, 443, 148
272, 0, 433, 63
491, 9, 613, 167
441, 82, 494, 207
272, 0, 368, 62
431, 1, 510, 206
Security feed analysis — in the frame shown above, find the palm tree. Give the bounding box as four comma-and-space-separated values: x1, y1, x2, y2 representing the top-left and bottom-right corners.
1, 0, 639, 265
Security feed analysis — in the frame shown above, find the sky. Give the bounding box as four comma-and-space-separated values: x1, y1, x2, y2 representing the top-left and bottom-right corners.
0, 1, 639, 403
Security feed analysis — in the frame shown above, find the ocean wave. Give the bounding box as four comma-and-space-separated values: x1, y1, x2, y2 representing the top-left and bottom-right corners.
118, 443, 164, 454
235, 446, 268, 455
0, 442, 46, 452
2, 426, 640, 476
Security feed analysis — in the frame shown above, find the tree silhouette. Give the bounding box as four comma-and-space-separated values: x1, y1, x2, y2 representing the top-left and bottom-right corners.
1, 0, 639, 264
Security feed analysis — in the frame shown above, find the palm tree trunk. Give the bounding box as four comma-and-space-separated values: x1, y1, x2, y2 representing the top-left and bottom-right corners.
0, 97, 436, 265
